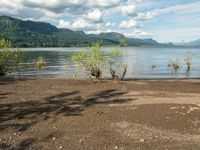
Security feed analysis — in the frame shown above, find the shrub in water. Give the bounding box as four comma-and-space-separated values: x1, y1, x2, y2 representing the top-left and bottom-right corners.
170, 58, 180, 72
72, 42, 127, 80
0, 39, 23, 76
35, 56, 46, 71
184, 52, 192, 70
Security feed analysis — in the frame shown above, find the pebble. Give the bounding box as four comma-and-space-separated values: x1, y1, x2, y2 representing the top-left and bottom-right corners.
79, 139, 84, 143
139, 139, 145, 142
114, 146, 118, 149
59, 146, 63, 149
52, 137, 56, 141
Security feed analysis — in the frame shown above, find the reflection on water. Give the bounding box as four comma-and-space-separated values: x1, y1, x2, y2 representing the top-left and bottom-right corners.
9, 47, 200, 79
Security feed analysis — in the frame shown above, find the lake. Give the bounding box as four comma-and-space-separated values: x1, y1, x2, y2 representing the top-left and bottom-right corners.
9, 47, 200, 79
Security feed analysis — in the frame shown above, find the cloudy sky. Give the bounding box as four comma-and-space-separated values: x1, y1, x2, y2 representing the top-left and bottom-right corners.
0, 0, 200, 42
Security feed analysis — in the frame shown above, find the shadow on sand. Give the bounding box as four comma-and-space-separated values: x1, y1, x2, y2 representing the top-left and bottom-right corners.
0, 89, 134, 149
0, 89, 133, 131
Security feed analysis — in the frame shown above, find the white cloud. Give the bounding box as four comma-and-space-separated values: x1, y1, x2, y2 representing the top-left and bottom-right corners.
134, 30, 152, 36
86, 29, 113, 34
0, 0, 22, 15
135, 1, 200, 21
0, 0, 124, 20
22, 0, 123, 13
135, 11, 156, 20
58, 20, 73, 29
119, 19, 139, 28
58, 19, 89, 30
105, 22, 116, 27
58, 18, 102, 31
124, 30, 152, 37
85, 9, 103, 23
89, 0, 123, 8
1, 0, 200, 42
72, 19, 90, 30
121, 4, 136, 16
127, 0, 142, 3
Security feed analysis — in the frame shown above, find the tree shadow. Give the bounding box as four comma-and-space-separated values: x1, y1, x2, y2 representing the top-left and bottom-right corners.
0, 141, 11, 149
14, 138, 36, 150
0, 77, 18, 85
8, 131, 63, 150
83, 89, 131, 106
0, 77, 32, 85
0, 93, 11, 101
0, 89, 133, 132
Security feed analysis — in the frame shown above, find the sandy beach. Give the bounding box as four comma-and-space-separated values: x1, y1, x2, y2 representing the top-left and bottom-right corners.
0, 78, 200, 149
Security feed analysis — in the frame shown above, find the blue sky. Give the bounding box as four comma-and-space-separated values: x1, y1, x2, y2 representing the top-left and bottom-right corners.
0, 0, 200, 42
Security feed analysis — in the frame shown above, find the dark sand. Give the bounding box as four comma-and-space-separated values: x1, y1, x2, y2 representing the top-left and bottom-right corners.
0, 77, 200, 150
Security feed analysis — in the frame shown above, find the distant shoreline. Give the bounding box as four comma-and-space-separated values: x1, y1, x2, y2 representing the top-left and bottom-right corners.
13, 45, 200, 49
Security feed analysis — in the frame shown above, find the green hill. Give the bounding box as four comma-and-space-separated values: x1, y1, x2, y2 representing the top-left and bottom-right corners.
0, 15, 177, 48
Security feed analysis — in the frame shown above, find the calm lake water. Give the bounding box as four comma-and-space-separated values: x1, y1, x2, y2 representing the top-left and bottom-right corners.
9, 47, 200, 79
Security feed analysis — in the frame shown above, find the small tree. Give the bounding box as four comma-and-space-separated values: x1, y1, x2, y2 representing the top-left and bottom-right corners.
0, 39, 23, 76
0, 39, 11, 48
120, 39, 128, 48
72, 42, 127, 80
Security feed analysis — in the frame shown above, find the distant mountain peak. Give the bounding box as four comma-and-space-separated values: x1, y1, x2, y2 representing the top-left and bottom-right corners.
0, 15, 20, 26
187, 39, 200, 47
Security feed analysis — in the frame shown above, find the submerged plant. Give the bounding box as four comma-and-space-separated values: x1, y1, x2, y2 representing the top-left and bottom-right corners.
12, 49, 24, 76
170, 58, 180, 72
35, 56, 46, 71
184, 52, 192, 70
151, 65, 156, 69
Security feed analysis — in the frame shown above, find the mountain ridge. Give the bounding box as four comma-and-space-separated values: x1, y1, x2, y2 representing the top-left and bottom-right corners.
0, 15, 196, 48
187, 39, 200, 47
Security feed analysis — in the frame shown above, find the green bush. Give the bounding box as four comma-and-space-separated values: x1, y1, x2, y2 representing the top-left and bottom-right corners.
72, 42, 127, 80
0, 39, 12, 48
0, 39, 23, 76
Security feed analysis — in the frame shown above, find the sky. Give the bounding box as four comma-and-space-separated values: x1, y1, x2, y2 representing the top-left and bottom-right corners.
0, 0, 200, 43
